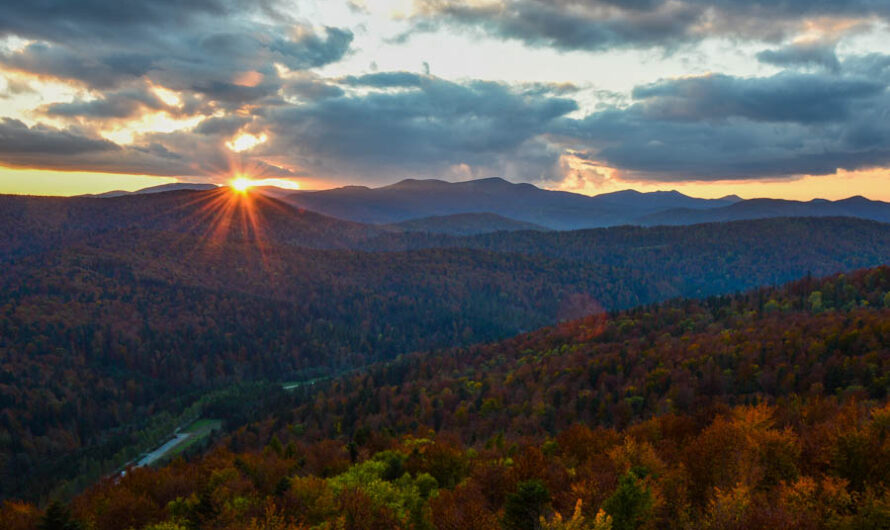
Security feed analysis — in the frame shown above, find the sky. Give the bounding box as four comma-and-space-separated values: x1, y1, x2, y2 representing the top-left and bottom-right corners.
1, 0, 889, 200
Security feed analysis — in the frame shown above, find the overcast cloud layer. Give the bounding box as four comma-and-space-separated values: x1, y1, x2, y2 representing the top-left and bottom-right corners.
1, 0, 889, 188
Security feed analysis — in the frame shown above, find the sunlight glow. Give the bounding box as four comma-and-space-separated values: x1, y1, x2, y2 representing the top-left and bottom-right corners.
226, 133, 268, 153
227, 177, 301, 192
101, 112, 204, 145
151, 84, 182, 107
231, 177, 253, 193
253, 178, 301, 190
167, 183, 292, 274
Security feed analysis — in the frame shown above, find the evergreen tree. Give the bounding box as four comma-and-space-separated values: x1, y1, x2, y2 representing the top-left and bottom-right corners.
503, 479, 550, 530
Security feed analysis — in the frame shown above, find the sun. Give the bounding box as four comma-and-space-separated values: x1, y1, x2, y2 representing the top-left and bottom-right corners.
231, 177, 253, 193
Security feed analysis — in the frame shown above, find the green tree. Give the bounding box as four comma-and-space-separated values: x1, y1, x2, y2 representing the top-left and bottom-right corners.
38, 501, 82, 530
602, 471, 653, 530
503, 479, 550, 530
808, 291, 823, 312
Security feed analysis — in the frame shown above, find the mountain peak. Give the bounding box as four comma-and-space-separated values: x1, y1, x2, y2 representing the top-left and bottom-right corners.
384, 178, 450, 190
464, 177, 510, 185
596, 189, 691, 200
80, 182, 218, 198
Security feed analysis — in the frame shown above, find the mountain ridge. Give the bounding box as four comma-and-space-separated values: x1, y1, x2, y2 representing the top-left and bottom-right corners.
285, 177, 737, 229
77, 182, 218, 198
388, 212, 550, 235
285, 177, 890, 229
74, 178, 890, 230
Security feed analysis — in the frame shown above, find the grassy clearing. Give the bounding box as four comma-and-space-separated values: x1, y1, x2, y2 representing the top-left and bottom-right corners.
162, 419, 222, 460
282, 377, 326, 390
184, 419, 222, 434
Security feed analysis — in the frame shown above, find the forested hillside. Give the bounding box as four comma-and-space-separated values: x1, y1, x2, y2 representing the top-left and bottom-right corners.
3, 190, 890, 505
389, 213, 549, 235
5, 267, 890, 529
362, 217, 890, 297
0, 228, 657, 500
0, 189, 384, 260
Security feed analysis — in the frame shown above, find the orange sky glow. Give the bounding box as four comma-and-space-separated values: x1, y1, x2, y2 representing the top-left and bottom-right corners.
3, 165, 888, 201
2, 0, 889, 203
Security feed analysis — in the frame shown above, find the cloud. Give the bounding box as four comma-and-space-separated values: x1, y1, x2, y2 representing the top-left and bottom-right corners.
1, 43, 148, 89
43, 87, 173, 120
4, 62, 890, 185
260, 76, 577, 182
0, 118, 116, 155
0, 117, 300, 179
408, 0, 889, 51
630, 73, 883, 123
283, 73, 345, 101
0, 118, 192, 175
0, 1, 353, 108
842, 53, 890, 83
556, 68, 890, 180
1, 0, 888, 189
757, 41, 842, 73
0, 77, 34, 98
194, 116, 252, 137
342, 71, 425, 88
409, 0, 702, 51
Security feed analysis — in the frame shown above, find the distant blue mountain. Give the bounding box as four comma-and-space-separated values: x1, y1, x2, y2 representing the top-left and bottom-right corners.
638, 196, 890, 226
81, 183, 218, 198
286, 177, 740, 230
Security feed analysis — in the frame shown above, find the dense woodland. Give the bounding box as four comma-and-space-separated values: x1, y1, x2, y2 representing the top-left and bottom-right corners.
362, 217, 890, 297
3, 267, 890, 528
3, 190, 890, 512
1, 229, 655, 499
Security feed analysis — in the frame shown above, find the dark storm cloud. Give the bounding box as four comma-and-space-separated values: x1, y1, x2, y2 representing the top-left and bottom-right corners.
1, 43, 148, 89
409, 0, 890, 51
410, 0, 702, 51
2, 0, 889, 185
0, 117, 298, 178
0, 0, 288, 46
343, 72, 425, 88
842, 53, 890, 83
44, 88, 172, 120
0, 118, 116, 155
0, 118, 194, 175
557, 69, 890, 180
283, 74, 345, 101
194, 116, 252, 136
757, 42, 842, 73
630, 73, 883, 123
0, 1, 352, 179
261, 77, 577, 180
0, 0, 352, 105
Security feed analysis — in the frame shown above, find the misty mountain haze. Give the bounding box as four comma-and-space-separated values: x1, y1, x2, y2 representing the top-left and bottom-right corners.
78, 177, 890, 232
284, 177, 740, 229
78, 183, 219, 198
283, 177, 890, 230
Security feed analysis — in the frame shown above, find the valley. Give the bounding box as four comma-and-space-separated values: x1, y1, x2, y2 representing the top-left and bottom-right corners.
1, 185, 889, 528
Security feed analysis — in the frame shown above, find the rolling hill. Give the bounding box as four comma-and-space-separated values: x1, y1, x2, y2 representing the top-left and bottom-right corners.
638, 196, 890, 225
0, 187, 385, 260
77, 182, 219, 198
4, 188, 890, 504
285, 177, 739, 229
389, 212, 549, 235
286, 177, 890, 229
15, 266, 890, 529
